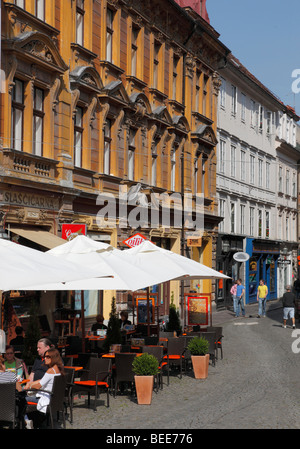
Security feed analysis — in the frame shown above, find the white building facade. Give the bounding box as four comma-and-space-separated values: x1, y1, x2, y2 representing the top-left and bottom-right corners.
215, 54, 299, 308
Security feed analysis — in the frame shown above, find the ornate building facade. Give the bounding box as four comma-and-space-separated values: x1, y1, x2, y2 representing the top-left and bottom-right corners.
0, 0, 229, 325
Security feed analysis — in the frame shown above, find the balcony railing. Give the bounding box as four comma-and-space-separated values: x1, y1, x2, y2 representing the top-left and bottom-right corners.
1, 148, 58, 182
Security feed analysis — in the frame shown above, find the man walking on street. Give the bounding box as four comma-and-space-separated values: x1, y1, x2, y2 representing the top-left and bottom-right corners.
235, 278, 246, 318
257, 279, 268, 318
282, 285, 296, 329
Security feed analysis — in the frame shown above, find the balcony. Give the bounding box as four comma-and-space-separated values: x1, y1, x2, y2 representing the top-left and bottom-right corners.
1, 148, 58, 184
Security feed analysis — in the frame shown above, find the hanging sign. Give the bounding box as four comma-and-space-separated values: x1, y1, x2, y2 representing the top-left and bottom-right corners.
187, 294, 211, 326
123, 233, 147, 248
61, 224, 87, 241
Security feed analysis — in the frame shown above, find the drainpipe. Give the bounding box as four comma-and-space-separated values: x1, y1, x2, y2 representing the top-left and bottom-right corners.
180, 23, 197, 326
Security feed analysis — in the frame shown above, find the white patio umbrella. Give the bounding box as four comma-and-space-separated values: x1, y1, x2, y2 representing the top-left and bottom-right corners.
0, 237, 109, 292
119, 239, 230, 282
22, 235, 169, 350
24, 235, 162, 291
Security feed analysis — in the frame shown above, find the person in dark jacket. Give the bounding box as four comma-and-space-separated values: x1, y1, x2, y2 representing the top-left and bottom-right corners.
282, 285, 296, 329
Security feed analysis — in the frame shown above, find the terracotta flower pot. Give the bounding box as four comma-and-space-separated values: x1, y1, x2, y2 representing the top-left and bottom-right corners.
134, 375, 154, 404
191, 354, 209, 379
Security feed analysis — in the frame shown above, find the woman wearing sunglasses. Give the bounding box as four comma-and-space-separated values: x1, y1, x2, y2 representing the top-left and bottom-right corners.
24, 348, 64, 428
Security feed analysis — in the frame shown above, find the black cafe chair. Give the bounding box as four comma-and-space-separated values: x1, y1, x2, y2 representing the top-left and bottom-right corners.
0, 382, 17, 429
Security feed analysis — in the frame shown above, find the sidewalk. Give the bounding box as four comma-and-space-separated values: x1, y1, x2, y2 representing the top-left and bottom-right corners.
211, 298, 282, 326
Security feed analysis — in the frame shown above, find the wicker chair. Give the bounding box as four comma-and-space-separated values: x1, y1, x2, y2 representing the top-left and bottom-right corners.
26, 374, 67, 429
163, 337, 186, 384
142, 345, 166, 390
113, 353, 137, 397
0, 382, 17, 429
72, 357, 112, 411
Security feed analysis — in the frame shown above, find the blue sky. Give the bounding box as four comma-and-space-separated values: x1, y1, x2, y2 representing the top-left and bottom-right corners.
206, 0, 300, 115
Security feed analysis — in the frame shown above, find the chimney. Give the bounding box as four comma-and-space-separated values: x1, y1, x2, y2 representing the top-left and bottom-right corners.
174, 0, 210, 23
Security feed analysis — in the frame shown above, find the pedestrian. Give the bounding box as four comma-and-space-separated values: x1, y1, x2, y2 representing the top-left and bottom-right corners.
230, 280, 237, 314
256, 279, 268, 318
281, 284, 296, 329
235, 278, 246, 318
293, 278, 300, 299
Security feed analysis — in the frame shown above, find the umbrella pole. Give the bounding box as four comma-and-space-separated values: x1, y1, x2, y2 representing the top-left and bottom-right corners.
81, 290, 85, 353
0, 291, 3, 330
147, 287, 150, 337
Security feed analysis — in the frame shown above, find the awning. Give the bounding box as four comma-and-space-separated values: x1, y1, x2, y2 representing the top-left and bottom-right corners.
10, 227, 65, 249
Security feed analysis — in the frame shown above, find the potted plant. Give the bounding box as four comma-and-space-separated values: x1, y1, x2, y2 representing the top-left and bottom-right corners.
187, 336, 210, 379
132, 353, 159, 404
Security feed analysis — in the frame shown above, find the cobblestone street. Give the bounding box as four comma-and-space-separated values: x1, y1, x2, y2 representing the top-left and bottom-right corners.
64, 300, 300, 431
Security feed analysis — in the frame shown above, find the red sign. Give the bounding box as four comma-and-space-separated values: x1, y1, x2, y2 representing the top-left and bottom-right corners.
123, 233, 147, 248
61, 224, 87, 241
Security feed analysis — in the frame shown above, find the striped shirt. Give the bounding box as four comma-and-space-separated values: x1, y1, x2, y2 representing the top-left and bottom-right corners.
0, 371, 17, 383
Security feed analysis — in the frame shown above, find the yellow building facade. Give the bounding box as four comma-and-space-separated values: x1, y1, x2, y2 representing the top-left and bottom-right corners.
0, 0, 229, 327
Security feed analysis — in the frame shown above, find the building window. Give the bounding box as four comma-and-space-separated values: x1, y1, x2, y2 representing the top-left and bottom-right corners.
170, 148, 176, 191
258, 210, 262, 237
76, 0, 85, 46
230, 202, 235, 233
195, 70, 201, 113
278, 166, 283, 192
250, 154, 255, 184
36, 0, 45, 21
219, 199, 225, 233
104, 119, 112, 175
250, 99, 256, 127
266, 162, 270, 189
219, 140, 225, 174
292, 124, 296, 146
241, 93, 246, 122
153, 41, 161, 89
258, 159, 263, 187
172, 55, 179, 101
231, 85, 237, 116
106, 8, 114, 63
286, 169, 290, 195
266, 111, 272, 134
240, 204, 245, 234
74, 106, 83, 167
151, 153, 157, 186
193, 157, 199, 194
250, 207, 254, 236
292, 172, 296, 197
15, 0, 25, 8
259, 105, 264, 132
33, 87, 44, 156
240, 149, 246, 181
11, 79, 24, 151
265, 211, 270, 238
131, 27, 139, 77
128, 128, 136, 181
220, 78, 226, 109
230, 145, 236, 177
286, 216, 289, 240
203, 75, 209, 115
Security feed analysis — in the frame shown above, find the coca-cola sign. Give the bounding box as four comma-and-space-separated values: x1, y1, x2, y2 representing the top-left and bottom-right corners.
61, 224, 87, 241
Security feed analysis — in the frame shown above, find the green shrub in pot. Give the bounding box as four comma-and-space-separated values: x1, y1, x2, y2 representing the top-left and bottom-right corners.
187, 336, 209, 356
132, 353, 159, 376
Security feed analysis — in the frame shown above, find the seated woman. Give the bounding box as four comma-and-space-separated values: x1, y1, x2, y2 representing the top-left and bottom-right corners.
24, 348, 64, 428
4, 345, 28, 381
91, 314, 107, 332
